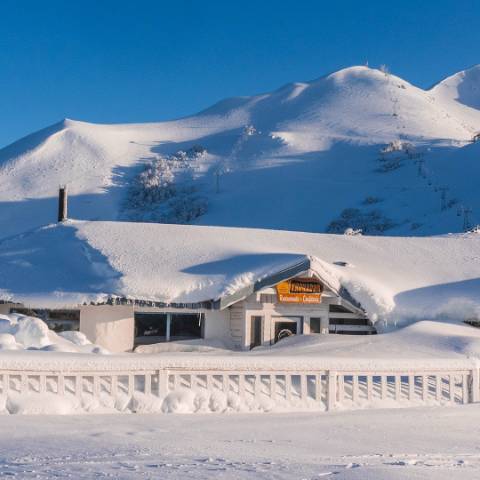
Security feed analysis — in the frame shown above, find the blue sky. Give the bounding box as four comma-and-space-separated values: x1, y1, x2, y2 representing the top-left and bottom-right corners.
0, 0, 478, 148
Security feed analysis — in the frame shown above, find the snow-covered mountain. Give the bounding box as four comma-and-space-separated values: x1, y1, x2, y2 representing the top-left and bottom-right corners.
431, 64, 480, 110
0, 65, 479, 238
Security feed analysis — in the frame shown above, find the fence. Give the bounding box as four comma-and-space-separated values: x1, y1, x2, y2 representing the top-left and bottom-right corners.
1, 365, 479, 412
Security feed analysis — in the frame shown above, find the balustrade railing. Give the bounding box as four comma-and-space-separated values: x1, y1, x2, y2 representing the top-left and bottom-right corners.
1, 366, 478, 411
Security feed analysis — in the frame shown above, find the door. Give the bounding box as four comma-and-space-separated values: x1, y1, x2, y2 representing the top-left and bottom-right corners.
250, 316, 262, 349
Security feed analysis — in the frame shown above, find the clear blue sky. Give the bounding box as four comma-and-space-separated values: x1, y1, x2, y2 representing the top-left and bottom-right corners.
0, 0, 478, 148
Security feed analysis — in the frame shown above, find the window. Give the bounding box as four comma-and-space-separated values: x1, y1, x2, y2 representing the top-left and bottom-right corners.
329, 318, 369, 326
135, 312, 204, 344
309, 317, 321, 333
329, 304, 352, 313
259, 294, 276, 304
47, 310, 80, 332
135, 313, 167, 344
170, 313, 203, 340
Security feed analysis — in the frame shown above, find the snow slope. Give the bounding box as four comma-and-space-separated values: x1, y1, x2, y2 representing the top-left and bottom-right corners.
431, 64, 480, 110
0, 220, 478, 324
0, 66, 480, 237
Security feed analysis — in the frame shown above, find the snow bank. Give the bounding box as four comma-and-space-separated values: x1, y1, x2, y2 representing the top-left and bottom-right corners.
262, 320, 480, 361
0, 381, 320, 416
0, 320, 478, 415
134, 338, 231, 354
0, 313, 107, 354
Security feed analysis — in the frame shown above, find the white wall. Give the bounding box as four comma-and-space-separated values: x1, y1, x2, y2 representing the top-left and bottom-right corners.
80, 305, 135, 352
203, 309, 231, 344
0, 303, 19, 314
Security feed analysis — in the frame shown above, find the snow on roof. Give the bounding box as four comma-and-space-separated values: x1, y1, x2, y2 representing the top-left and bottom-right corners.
0, 220, 479, 323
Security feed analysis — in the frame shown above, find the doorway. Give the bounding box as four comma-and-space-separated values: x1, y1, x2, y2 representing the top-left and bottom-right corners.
271, 316, 302, 344
250, 316, 262, 349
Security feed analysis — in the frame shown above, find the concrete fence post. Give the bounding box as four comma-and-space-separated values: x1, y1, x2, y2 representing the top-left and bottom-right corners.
327, 371, 336, 411
158, 370, 169, 397
470, 368, 479, 403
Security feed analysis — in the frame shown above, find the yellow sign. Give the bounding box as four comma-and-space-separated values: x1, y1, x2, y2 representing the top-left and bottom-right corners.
276, 278, 322, 304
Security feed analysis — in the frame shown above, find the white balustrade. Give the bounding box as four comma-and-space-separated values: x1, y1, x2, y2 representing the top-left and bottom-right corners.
0, 367, 477, 412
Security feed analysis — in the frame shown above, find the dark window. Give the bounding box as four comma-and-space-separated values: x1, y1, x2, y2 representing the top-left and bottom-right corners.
135, 312, 204, 344
170, 313, 203, 340
329, 304, 353, 313
310, 317, 321, 333
329, 318, 370, 326
333, 330, 371, 335
47, 310, 80, 332
135, 313, 167, 344
330, 330, 377, 335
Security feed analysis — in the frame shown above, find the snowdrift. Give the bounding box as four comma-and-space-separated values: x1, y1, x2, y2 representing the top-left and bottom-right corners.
0, 220, 478, 325
1, 319, 480, 415
0, 313, 107, 354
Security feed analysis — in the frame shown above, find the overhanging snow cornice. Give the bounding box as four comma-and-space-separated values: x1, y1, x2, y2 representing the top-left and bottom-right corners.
214, 255, 366, 314
215, 257, 312, 309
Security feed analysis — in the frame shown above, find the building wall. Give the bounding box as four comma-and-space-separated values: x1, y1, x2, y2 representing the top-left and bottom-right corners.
229, 289, 367, 350
229, 302, 246, 349
80, 305, 135, 352
0, 303, 20, 315
203, 309, 231, 345
243, 294, 330, 349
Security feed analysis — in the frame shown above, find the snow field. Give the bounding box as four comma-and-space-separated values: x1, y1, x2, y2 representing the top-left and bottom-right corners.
1, 406, 480, 479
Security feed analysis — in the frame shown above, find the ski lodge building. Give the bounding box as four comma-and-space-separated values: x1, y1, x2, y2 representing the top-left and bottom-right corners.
0, 220, 478, 352
0, 256, 371, 353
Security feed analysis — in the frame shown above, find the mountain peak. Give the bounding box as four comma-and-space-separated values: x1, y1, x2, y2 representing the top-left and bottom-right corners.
431, 64, 480, 109
0, 63, 480, 239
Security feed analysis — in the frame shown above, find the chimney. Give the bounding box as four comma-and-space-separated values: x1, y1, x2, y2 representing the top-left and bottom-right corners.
58, 185, 68, 222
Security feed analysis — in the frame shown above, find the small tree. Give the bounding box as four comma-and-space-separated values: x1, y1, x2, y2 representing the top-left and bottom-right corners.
379, 64, 389, 77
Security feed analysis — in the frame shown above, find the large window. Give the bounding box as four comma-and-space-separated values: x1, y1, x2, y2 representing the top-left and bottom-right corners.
135, 313, 167, 344
135, 312, 204, 344
170, 313, 203, 340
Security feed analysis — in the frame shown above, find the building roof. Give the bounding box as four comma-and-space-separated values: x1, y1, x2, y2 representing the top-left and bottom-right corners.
0, 220, 479, 323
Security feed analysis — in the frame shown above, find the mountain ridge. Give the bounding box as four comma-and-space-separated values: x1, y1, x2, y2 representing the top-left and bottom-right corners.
0, 64, 479, 239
